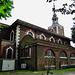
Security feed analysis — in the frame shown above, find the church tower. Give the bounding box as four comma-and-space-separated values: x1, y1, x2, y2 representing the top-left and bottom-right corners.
48, 4, 64, 36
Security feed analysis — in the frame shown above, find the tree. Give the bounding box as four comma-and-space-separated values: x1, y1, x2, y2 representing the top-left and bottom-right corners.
71, 18, 75, 43
47, 0, 75, 15
0, 0, 14, 20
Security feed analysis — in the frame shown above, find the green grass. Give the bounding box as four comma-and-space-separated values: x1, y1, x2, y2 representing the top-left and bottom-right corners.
0, 68, 75, 74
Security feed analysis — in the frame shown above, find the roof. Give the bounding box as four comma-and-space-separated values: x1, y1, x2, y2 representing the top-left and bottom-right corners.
0, 23, 9, 28
11, 19, 70, 40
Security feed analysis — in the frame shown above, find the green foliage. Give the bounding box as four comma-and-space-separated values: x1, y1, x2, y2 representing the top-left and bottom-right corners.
0, 0, 14, 20
71, 25, 75, 43
0, 24, 3, 32
47, 0, 75, 15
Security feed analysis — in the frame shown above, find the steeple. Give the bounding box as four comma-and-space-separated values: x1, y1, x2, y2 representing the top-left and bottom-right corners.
48, 3, 64, 36
52, 3, 58, 24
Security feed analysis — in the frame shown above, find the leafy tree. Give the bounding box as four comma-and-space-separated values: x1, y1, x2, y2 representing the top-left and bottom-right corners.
47, 0, 75, 15
0, 0, 14, 20
0, 24, 3, 32
71, 18, 75, 43
71, 25, 75, 43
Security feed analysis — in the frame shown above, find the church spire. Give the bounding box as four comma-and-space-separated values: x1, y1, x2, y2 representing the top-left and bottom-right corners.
52, 3, 58, 24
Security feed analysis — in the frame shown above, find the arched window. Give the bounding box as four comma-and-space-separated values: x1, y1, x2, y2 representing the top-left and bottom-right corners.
41, 35, 45, 40
6, 47, 13, 59
49, 36, 55, 42
25, 30, 35, 38
58, 39, 62, 44
10, 31, 14, 41
51, 38, 53, 42
24, 45, 31, 57
70, 52, 75, 59
28, 32, 33, 37
60, 51, 67, 57
52, 29, 54, 32
71, 52, 75, 57
45, 49, 55, 57
59, 40, 61, 44
39, 33, 46, 40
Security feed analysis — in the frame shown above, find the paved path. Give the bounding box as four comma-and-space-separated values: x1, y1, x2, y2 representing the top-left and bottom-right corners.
8, 71, 75, 75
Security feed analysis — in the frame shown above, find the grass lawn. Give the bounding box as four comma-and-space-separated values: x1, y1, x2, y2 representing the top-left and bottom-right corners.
0, 68, 75, 74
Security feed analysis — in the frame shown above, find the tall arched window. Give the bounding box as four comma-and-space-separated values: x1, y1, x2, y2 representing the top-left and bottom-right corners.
10, 30, 14, 41
45, 49, 55, 57
24, 45, 31, 57
6, 47, 13, 59
60, 51, 67, 58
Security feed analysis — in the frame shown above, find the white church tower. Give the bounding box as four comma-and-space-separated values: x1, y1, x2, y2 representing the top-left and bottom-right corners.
48, 4, 64, 36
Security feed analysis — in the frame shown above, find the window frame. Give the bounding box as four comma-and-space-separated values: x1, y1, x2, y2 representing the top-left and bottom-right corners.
39, 33, 46, 40
49, 36, 55, 43
45, 49, 55, 58
10, 30, 14, 41
70, 52, 75, 59
60, 51, 67, 59
6, 47, 13, 59
23, 45, 32, 58
58, 39, 62, 44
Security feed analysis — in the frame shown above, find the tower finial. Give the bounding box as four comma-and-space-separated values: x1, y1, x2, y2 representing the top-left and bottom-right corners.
52, 2, 55, 14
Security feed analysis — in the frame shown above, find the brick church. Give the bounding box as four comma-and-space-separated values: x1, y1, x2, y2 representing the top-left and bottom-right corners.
0, 11, 75, 71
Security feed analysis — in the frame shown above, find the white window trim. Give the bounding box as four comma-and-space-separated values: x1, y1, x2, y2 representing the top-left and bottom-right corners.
6, 47, 13, 59
60, 57, 67, 59
71, 64, 75, 65
58, 39, 62, 44
27, 30, 34, 38
71, 57, 75, 59
45, 65, 55, 68
40, 33, 46, 40
61, 64, 68, 67
20, 57, 31, 59
45, 56, 55, 58
50, 36, 55, 42
10, 30, 14, 41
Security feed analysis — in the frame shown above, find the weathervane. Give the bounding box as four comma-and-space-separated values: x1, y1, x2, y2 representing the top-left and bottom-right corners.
52, 2, 56, 14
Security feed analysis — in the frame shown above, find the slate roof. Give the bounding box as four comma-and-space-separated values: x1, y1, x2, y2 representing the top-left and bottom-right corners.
0, 23, 9, 28
11, 19, 70, 40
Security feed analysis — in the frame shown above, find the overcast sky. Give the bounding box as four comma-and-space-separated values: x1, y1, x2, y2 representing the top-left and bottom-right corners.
0, 0, 75, 47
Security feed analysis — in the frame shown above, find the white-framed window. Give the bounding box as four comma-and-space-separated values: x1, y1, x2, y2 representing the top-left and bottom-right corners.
58, 39, 62, 44
28, 32, 33, 37
60, 51, 67, 59
6, 47, 13, 59
26, 29, 35, 38
40, 33, 46, 40
49, 36, 55, 43
24, 45, 31, 58
10, 30, 14, 41
70, 52, 75, 59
